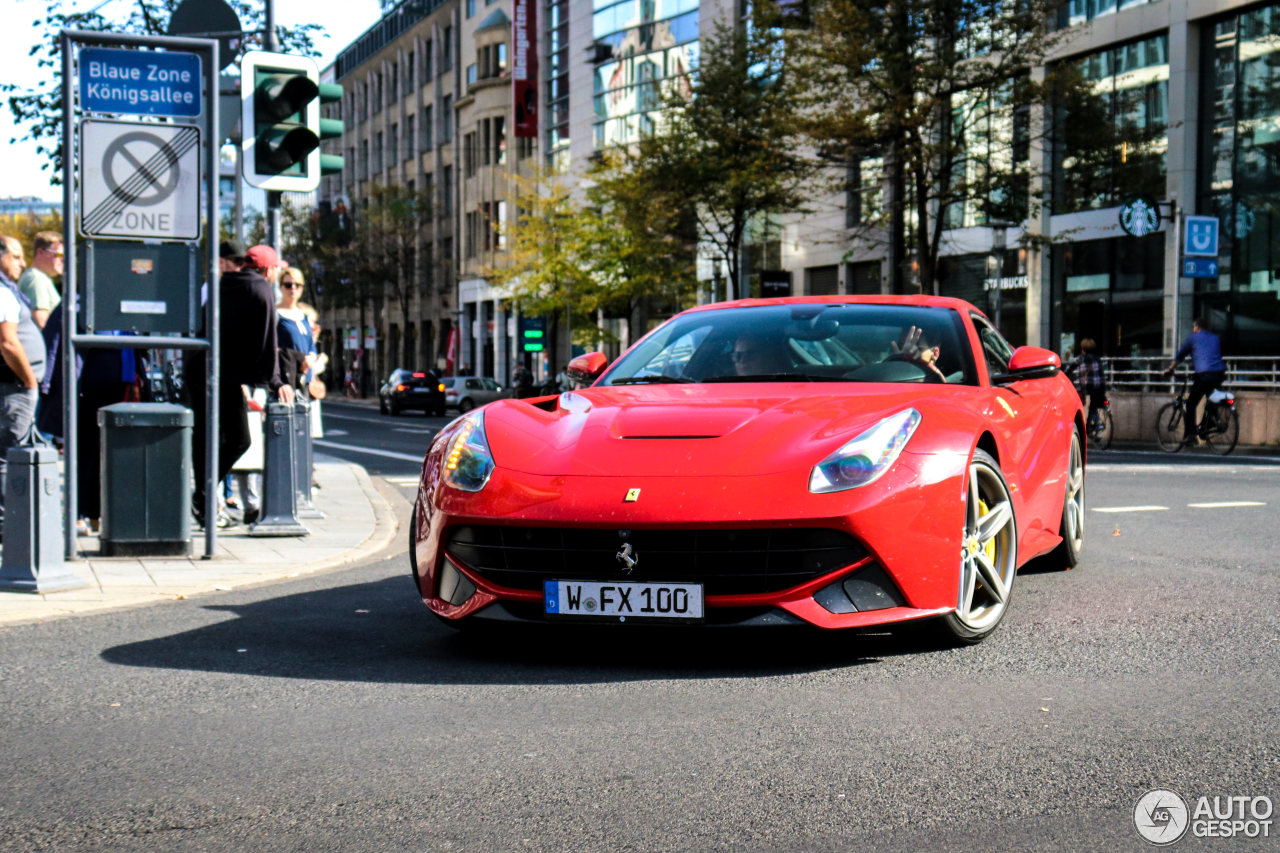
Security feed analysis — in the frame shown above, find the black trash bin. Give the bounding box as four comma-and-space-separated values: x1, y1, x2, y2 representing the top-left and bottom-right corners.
98, 402, 193, 557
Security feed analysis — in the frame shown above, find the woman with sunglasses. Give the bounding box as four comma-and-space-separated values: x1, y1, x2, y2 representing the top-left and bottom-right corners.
276, 267, 317, 395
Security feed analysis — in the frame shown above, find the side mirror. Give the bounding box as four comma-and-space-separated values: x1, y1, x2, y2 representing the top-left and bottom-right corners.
992, 346, 1061, 384
566, 352, 609, 385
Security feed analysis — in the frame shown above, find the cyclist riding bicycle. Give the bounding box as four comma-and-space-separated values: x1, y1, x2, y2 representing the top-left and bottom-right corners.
1067, 338, 1107, 433
1163, 316, 1226, 446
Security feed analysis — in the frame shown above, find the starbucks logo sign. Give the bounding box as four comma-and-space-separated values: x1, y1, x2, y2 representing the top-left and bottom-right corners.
1119, 196, 1162, 237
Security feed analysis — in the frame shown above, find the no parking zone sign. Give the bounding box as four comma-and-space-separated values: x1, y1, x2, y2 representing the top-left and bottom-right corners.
79, 119, 202, 241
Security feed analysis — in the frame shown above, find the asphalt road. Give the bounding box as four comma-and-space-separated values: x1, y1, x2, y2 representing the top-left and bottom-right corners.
1, 405, 1277, 851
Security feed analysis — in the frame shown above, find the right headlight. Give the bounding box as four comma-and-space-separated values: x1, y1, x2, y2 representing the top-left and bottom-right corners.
808, 409, 922, 493
443, 411, 495, 492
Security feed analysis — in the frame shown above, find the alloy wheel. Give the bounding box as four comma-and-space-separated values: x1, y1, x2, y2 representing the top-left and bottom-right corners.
955, 454, 1018, 633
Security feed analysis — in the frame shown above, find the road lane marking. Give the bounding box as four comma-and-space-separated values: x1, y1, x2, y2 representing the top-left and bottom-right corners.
1187, 501, 1267, 508
384, 476, 420, 485
394, 428, 436, 434
325, 429, 348, 436
314, 440, 423, 462
1091, 505, 1169, 513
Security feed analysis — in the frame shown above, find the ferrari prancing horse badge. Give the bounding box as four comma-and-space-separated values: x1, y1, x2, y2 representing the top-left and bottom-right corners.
624, 488, 641, 502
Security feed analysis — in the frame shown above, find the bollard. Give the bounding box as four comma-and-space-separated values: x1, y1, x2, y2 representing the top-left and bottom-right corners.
0, 446, 88, 592
293, 400, 324, 519
249, 401, 309, 537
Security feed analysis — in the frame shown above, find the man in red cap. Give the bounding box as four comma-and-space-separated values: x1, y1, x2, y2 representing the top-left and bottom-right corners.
190, 242, 294, 526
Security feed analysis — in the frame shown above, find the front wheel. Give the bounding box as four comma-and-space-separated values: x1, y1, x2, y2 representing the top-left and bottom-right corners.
932, 449, 1018, 645
1049, 432, 1085, 568
1155, 402, 1184, 452
1205, 406, 1239, 455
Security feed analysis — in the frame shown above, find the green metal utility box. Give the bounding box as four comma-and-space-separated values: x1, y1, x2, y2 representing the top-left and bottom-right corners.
98, 402, 193, 557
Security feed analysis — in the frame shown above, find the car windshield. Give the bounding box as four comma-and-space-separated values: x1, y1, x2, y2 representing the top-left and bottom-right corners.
602, 304, 977, 386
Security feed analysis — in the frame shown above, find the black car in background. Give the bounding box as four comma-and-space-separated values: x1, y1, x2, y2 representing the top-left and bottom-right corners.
379, 369, 446, 416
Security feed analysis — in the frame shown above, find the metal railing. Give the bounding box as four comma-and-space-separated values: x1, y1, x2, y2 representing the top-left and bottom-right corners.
1098, 356, 1280, 393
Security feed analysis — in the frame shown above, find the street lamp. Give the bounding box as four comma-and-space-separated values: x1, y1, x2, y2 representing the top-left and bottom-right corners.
989, 222, 1011, 331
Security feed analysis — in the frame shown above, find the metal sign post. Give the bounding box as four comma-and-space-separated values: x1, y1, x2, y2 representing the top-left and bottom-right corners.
61, 30, 220, 560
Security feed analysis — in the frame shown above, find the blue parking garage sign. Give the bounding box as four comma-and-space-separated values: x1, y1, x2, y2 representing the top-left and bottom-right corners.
1184, 216, 1220, 257
1182, 257, 1219, 278
81, 48, 202, 118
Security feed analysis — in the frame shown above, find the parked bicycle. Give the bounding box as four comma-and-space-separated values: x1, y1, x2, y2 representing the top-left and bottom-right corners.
1154, 375, 1239, 455
1085, 397, 1113, 450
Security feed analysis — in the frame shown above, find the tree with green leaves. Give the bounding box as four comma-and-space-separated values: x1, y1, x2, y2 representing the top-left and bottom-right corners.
4, 0, 319, 180
346, 183, 433, 369
781, 0, 1078, 294
581, 148, 698, 331
483, 170, 599, 364
632, 15, 813, 300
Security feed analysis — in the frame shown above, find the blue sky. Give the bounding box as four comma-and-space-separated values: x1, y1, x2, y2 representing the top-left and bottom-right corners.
1, 0, 383, 201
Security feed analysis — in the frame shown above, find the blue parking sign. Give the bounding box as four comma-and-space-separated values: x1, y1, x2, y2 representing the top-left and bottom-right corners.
1184, 216, 1219, 257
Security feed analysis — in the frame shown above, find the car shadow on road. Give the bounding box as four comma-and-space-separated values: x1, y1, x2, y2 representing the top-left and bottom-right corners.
99, 574, 958, 685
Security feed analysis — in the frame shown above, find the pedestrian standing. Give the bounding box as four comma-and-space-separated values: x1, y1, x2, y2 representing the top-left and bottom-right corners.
1164, 317, 1227, 446
512, 361, 534, 398
17, 231, 62, 329
1067, 338, 1107, 432
0, 235, 47, 538
189, 242, 294, 527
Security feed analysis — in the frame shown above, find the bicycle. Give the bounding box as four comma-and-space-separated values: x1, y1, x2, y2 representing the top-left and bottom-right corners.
1154, 375, 1239, 455
1085, 397, 1113, 450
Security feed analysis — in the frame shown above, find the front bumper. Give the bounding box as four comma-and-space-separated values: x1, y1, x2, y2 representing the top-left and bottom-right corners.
411, 451, 966, 630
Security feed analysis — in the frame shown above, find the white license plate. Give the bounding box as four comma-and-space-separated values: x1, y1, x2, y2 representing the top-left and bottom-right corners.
413, 387, 432, 393
545, 580, 704, 621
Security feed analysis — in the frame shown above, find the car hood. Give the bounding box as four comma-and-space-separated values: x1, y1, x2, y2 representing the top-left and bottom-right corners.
482, 383, 979, 477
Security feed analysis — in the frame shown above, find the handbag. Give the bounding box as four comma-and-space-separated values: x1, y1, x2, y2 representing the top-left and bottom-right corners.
308, 378, 327, 400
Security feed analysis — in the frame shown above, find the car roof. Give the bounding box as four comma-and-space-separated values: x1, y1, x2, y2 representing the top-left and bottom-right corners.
677, 294, 984, 319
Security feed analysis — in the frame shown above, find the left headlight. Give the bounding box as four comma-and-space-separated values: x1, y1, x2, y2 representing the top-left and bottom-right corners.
443, 410, 495, 492
809, 408, 921, 493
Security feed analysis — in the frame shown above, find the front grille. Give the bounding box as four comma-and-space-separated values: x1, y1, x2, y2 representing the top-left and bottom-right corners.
445, 526, 869, 596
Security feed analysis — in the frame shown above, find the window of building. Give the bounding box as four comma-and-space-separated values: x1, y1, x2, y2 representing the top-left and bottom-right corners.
481, 119, 490, 166
374, 131, 383, 173
423, 104, 433, 148
1195, 4, 1280, 355
390, 62, 399, 101
424, 40, 434, 82
1058, 0, 1157, 28
407, 52, 415, 89
442, 165, 453, 214
464, 131, 477, 176
806, 265, 839, 296
466, 63, 477, 86
1053, 33, 1170, 214
443, 26, 453, 71
467, 0, 475, 17
846, 261, 882, 295
441, 95, 452, 138
389, 123, 398, 165
846, 155, 884, 228
406, 115, 415, 160
372, 72, 382, 114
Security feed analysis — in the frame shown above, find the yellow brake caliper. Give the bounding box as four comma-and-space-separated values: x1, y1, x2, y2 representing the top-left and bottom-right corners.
974, 499, 997, 590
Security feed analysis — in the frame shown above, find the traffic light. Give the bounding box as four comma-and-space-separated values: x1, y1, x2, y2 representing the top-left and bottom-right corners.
519, 316, 546, 353
241, 50, 323, 191
317, 81, 345, 177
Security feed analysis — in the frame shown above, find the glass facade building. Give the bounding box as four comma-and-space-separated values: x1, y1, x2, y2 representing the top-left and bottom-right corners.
591, 0, 700, 147
1198, 4, 1280, 353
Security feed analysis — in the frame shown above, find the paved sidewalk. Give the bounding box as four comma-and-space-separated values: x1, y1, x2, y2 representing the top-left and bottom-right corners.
0, 453, 400, 627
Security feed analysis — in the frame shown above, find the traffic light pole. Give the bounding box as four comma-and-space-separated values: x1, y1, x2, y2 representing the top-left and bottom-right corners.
264, 0, 280, 250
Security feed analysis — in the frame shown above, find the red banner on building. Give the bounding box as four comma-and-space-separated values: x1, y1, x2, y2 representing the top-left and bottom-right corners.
512, 0, 537, 138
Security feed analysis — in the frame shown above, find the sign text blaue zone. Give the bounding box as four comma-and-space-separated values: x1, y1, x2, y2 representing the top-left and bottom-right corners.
81, 48, 202, 118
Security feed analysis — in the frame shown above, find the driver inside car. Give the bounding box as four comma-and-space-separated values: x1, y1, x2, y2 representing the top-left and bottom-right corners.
887, 325, 947, 383
730, 330, 792, 376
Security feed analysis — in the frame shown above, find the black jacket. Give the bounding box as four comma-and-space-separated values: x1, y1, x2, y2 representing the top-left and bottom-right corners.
218, 269, 283, 391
